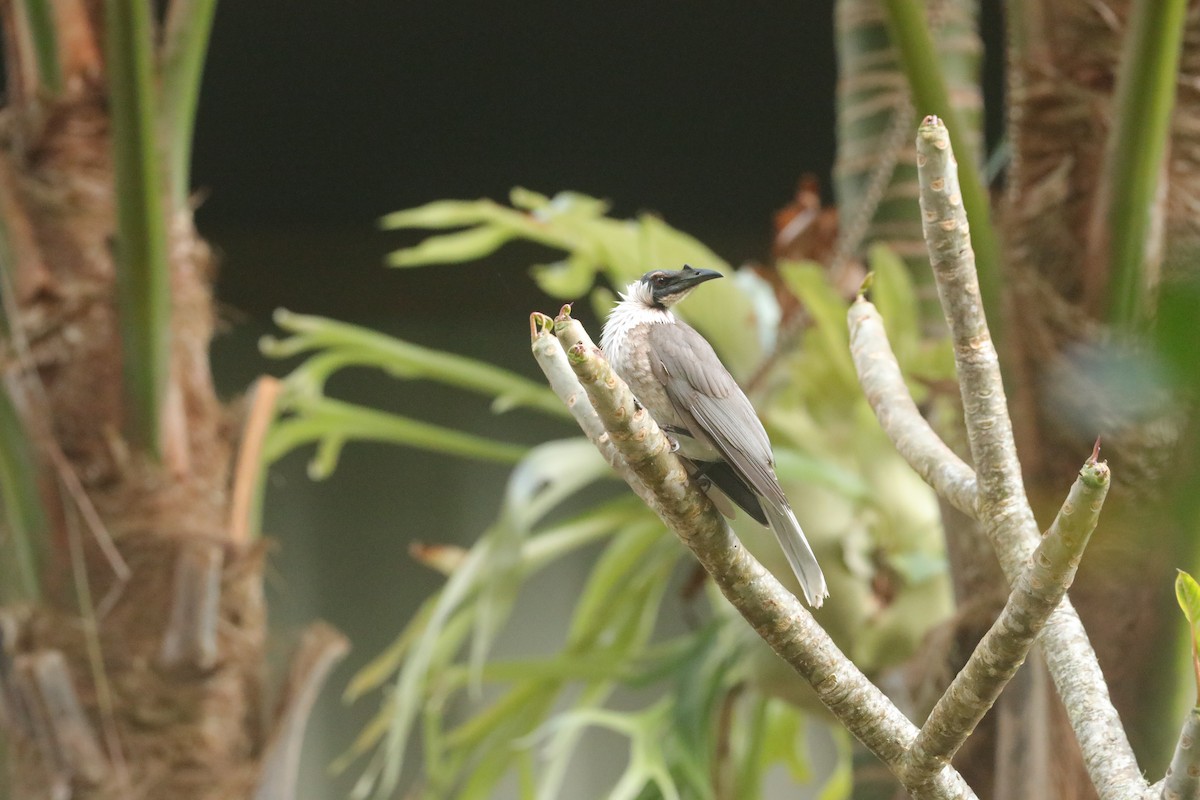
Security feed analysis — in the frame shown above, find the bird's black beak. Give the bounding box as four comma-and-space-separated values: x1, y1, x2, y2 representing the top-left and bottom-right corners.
674, 264, 723, 289
647, 265, 721, 301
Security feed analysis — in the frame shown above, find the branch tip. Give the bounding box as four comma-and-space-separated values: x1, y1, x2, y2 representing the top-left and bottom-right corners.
529, 312, 553, 342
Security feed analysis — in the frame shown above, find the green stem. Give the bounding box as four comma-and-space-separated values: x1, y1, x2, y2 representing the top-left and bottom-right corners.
0, 381, 45, 601
880, 0, 1003, 344
105, 0, 171, 456
1104, 0, 1188, 328
21, 0, 62, 94
158, 0, 219, 211
263, 396, 528, 467
266, 309, 569, 419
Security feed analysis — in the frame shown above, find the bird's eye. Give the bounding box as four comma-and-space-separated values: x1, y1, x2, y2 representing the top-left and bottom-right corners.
653, 275, 668, 286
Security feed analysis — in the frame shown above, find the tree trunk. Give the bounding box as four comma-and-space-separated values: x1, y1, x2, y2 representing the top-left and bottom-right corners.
1004, 0, 1200, 779
0, 10, 343, 799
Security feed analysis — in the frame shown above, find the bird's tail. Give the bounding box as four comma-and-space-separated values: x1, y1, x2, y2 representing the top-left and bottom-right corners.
762, 503, 828, 608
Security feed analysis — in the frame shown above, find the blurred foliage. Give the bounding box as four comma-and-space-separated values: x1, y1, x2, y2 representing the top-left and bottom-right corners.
264, 192, 956, 798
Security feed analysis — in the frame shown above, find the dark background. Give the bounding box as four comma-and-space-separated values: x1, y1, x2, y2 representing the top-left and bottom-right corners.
195, 2, 842, 321
189, 3, 1003, 795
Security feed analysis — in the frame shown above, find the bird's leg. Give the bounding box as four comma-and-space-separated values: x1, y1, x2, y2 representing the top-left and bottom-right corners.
662, 424, 688, 453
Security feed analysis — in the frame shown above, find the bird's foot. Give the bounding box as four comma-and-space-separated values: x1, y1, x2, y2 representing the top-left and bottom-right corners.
662, 425, 687, 453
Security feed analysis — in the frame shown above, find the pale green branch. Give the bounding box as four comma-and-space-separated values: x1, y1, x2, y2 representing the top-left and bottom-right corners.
530, 310, 658, 513
904, 456, 1111, 789
848, 295, 978, 516
917, 116, 1146, 799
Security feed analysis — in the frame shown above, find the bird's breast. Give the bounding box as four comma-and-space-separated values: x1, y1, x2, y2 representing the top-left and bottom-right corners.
607, 323, 691, 433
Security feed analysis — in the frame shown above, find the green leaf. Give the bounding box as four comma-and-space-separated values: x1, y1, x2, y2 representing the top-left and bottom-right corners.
379, 191, 767, 370
266, 308, 568, 419
343, 598, 437, 703
778, 261, 859, 392
469, 440, 614, 684
774, 448, 872, 502
565, 521, 665, 647
867, 244, 920, 367
815, 727, 854, 800
264, 397, 528, 468
761, 700, 811, 782
1176, 570, 1200, 639
509, 186, 549, 210
529, 255, 598, 300
386, 225, 517, 267
379, 198, 509, 230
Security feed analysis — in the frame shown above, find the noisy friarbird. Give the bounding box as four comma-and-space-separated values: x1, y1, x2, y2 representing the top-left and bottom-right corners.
600, 265, 827, 607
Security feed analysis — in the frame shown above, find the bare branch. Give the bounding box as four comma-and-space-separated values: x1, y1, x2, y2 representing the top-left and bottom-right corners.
541, 310, 978, 800
904, 455, 1111, 789
848, 295, 978, 516
1160, 708, 1200, 800
916, 115, 1146, 799
917, 115, 1038, 566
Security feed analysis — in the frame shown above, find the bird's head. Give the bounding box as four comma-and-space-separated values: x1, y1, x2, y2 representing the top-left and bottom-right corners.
631, 264, 723, 309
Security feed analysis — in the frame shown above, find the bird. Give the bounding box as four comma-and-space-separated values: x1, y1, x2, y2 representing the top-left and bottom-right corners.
600, 264, 828, 607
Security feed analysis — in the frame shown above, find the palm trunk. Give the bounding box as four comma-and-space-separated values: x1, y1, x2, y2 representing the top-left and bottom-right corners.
0, 6, 342, 798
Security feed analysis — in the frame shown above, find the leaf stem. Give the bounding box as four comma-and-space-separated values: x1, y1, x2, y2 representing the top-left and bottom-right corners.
21, 0, 62, 95
106, 0, 171, 456
0, 380, 45, 601
1100, 0, 1188, 328
880, 0, 1003, 343
158, 0, 219, 212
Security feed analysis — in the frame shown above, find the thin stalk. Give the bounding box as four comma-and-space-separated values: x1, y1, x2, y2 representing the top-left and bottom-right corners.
105, 0, 171, 456
880, 0, 1003, 344
20, 0, 62, 94
158, 0, 218, 211
0, 381, 45, 601
263, 396, 528, 468
1102, 0, 1188, 328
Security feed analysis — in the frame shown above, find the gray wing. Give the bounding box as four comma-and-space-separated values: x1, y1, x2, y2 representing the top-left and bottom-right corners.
647, 321, 829, 607
645, 322, 788, 509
